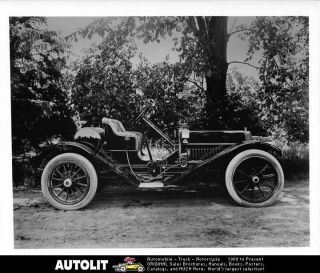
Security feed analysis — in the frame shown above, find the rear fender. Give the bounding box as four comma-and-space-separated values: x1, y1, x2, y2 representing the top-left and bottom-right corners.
39, 141, 105, 172
39, 142, 131, 182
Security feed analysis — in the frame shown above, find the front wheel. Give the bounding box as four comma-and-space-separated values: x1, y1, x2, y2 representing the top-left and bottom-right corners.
41, 153, 98, 210
225, 149, 284, 207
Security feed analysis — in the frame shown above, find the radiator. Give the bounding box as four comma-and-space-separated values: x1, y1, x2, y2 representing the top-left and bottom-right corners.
188, 145, 229, 160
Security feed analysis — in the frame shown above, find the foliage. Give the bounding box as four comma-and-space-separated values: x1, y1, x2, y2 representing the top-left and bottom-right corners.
73, 17, 229, 128
280, 143, 309, 179
72, 16, 221, 77
71, 21, 140, 127
245, 17, 309, 143
226, 71, 267, 135
10, 17, 75, 156
72, 31, 206, 140
71, 16, 309, 142
137, 16, 229, 129
71, 18, 207, 138
12, 156, 38, 187
133, 59, 206, 137
136, 17, 229, 81
137, 17, 207, 76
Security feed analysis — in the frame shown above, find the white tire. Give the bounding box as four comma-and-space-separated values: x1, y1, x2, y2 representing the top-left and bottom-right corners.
41, 153, 98, 210
225, 149, 284, 207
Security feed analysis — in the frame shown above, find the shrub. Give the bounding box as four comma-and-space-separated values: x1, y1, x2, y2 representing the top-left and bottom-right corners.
279, 142, 309, 179
12, 157, 39, 188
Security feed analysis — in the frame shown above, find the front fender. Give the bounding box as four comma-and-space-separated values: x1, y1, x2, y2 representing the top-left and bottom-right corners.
220, 141, 282, 160
189, 141, 282, 176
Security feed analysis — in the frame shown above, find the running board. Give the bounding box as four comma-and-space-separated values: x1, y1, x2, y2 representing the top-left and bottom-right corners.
139, 182, 164, 188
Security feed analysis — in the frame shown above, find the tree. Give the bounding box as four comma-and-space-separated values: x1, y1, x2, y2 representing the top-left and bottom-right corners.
10, 17, 75, 155
226, 70, 267, 135
72, 17, 231, 128
134, 58, 206, 137
245, 17, 309, 142
70, 16, 308, 142
71, 20, 140, 127
136, 17, 230, 128
72, 21, 205, 138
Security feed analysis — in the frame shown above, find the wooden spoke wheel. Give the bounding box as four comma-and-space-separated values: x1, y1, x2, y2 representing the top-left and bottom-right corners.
225, 149, 284, 207
41, 153, 98, 210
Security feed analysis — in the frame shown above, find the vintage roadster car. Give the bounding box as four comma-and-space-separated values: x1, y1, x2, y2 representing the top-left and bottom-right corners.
41, 104, 284, 210
112, 257, 144, 272
113, 262, 144, 272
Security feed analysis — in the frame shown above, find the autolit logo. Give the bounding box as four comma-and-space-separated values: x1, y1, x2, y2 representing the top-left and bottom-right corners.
112, 257, 145, 272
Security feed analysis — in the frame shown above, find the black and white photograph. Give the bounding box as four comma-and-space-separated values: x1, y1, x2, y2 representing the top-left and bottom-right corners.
9, 14, 310, 249
1, 0, 319, 257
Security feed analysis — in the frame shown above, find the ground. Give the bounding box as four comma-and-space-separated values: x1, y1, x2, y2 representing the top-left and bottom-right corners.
13, 178, 309, 248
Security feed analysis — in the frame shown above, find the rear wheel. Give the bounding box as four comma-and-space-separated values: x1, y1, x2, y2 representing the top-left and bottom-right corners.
225, 149, 284, 207
41, 153, 98, 210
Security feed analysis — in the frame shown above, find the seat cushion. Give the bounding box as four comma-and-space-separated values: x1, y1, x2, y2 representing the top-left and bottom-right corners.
102, 117, 143, 151
102, 118, 125, 132
125, 131, 143, 151
112, 119, 125, 132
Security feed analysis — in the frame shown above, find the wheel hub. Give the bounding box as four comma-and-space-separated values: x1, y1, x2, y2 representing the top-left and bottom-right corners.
251, 175, 260, 184
63, 178, 73, 188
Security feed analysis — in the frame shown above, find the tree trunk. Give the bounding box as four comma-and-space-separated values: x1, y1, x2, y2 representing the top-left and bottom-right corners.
192, 16, 229, 129
206, 17, 228, 128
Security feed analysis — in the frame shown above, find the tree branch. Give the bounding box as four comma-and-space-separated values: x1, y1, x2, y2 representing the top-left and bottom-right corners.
31, 46, 62, 57
228, 18, 238, 35
228, 61, 259, 69
187, 17, 199, 34
187, 79, 205, 91
195, 16, 208, 40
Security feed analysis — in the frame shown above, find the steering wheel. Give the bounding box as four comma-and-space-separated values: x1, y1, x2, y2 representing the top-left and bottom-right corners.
132, 104, 151, 125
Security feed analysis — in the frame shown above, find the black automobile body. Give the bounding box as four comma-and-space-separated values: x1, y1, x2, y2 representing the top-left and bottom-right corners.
41, 105, 284, 210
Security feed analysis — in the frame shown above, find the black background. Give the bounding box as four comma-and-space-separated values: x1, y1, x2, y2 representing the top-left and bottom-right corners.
0, 255, 318, 272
